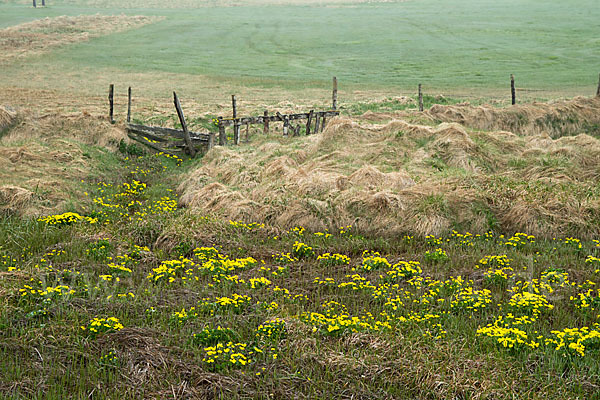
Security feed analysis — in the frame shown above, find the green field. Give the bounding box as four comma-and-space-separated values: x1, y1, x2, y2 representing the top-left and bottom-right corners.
1, 0, 599, 95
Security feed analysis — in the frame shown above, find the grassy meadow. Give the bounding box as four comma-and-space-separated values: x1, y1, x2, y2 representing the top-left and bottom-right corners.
1, 149, 600, 399
1, 0, 599, 102
2, 0, 600, 399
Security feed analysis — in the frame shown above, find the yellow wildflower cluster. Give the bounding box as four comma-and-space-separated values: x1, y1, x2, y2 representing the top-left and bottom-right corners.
38, 212, 97, 226
360, 251, 390, 271
424, 248, 449, 263
507, 292, 554, 315
202, 341, 268, 371
450, 287, 492, 312
504, 233, 535, 248
19, 283, 75, 299
256, 318, 286, 341
571, 289, 600, 311
99, 350, 118, 366
585, 255, 600, 273
171, 307, 198, 324
545, 326, 600, 357
450, 230, 474, 247
193, 326, 236, 345
562, 237, 583, 249
384, 260, 422, 281
272, 252, 297, 264
81, 317, 124, 336
477, 324, 540, 349
317, 253, 350, 267
292, 241, 314, 258
229, 220, 265, 230
249, 277, 272, 289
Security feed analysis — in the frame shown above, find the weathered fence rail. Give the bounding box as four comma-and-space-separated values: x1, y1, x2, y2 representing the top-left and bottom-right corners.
110, 77, 341, 157
218, 110, 340, 127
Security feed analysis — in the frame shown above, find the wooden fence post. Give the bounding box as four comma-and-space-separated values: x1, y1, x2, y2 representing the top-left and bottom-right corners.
218, 117, 226, 145
244, 123, 249, 142
208, 132, 215, 150
314, 113, 320, 134
511, 74, 516, 105
108, 84, 114, 123
41, 0, 45, 6
263, 110, 269, 134
306, 110, 314, 135
321, 115, 327, 132
232, 95, 240, 145
596, 73, 600, 97
332, 76, 338, 110
173, 92, 196, 158
418, 84, 423, 112
127, 87, 132, 123
33, 0, 36, 7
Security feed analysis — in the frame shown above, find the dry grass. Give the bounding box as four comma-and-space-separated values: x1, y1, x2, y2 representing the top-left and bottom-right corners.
0, 106, 17, 131
180, 97, 600, 238
0, 15, 163, 63
0, 108, 127, 216
428, 96, 600, 138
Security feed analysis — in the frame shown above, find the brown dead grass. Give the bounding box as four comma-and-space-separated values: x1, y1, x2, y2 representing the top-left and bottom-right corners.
0, 15, 163, 63
180, 97, 600, 238
0, 106, 17, 130
428, 96, 600, 138
0, 108, 127, 216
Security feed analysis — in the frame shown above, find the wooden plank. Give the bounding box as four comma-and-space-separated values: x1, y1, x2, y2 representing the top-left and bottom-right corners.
108, 84, 114, 123
218, 117, 227, 145
127, 132, 178, 156
263, 110, 269, 134
511, 74, 516, 105
306, 110, 314, 135
127, 123, 209, 141
127, 87, 132, 123
126, 126, 169, 143
418, 83, 423, 112
332, 76, 338, 110
173, 92, 196, 158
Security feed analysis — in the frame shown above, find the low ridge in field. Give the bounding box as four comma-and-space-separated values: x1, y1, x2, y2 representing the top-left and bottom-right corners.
179, 96, 600, 239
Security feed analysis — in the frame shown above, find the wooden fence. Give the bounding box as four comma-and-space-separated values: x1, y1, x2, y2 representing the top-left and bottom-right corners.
116, 77, 341, 157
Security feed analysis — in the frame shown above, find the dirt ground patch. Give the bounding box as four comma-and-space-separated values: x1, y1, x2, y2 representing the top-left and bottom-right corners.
0, 14, 163, 63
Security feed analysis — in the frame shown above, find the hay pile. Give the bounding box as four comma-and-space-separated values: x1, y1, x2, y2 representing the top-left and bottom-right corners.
0, 110, 127, 216
180, 97, 600, 238
428, 96, 600, 138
